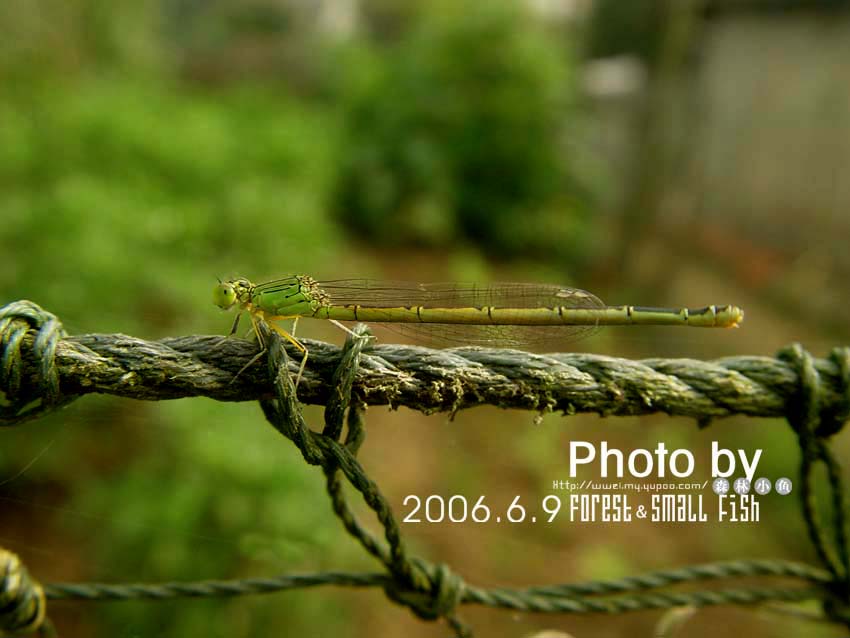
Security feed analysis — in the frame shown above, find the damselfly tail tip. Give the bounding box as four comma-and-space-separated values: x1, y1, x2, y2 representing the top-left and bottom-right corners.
728, 306, 744, 328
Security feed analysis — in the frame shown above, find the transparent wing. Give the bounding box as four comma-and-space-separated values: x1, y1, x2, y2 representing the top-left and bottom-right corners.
317, 280, 605, 309
316, 279, 605, 348
364, 322, 601, 348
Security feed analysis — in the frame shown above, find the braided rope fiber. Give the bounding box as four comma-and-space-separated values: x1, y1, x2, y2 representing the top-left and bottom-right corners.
2, 300, 850, 636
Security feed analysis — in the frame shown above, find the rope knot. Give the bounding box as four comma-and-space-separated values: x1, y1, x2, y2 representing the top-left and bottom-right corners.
823, 347, 850, 438
384, 561, 465, 622
0, 301, 67, 426
777, 344, 850, 440
0, 549, 46, 636
778, 344, 850, 606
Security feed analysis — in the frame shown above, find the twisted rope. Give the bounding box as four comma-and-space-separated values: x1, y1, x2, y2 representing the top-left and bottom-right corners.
0, 301, 72, 425
1, 303, 849, 426
778, 344, 850, 625
257, 322, 471, 634
3, 299, 850, 636
0, 549, 52, 637
41, 559, 831, 612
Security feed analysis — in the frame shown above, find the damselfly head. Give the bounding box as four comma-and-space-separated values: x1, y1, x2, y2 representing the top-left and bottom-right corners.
215, 277, 255, 310
212, 281, 237, 310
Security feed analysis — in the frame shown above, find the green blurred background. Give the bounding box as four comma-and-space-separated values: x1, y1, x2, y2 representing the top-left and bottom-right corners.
2, 0, 850, 636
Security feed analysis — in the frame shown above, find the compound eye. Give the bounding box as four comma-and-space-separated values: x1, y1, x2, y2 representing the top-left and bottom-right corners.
212, 282, 238, 309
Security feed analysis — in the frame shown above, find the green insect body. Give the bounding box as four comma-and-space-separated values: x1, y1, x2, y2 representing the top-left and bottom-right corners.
213, 274, 744, 385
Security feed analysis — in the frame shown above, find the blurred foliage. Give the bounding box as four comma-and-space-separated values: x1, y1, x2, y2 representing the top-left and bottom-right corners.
166, 0, 332, 91
356, 0, 426, 44
0, 3, 356, 632
0, 79, 343, 336
0, 0, 332, 91
62, 398, 361, 637
584, 0, 664, 62
0, 0, 167, 79
331, 1, 594, 266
